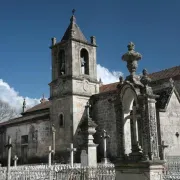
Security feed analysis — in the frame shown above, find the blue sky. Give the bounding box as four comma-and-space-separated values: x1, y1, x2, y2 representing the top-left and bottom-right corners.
0, 0, 179, 104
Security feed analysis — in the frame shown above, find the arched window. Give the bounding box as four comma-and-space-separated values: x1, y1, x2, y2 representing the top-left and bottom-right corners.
80, 49, 89, 75
59, 50, 65, 75
59, 114, 64, 128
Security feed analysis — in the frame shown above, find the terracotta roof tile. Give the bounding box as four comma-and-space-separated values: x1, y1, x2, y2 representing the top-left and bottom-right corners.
99, 82, 119, 93
25, 101, 51, 113
100, 65, 180, 93
149, 65, 180, 81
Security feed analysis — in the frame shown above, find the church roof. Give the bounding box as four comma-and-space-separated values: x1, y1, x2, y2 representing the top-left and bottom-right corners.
61, 15, 88, 43
155, 86, 180, 111
155, 86, 174, 110
0, 112, 49, 127
149, 65, 180, 81
25, 101, 51, 114
100, 82, 119, 93
100, 65, 180, 93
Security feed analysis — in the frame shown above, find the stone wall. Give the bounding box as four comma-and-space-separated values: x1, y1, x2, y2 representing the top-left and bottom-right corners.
159, 92, 180, 156
91, 93, 118, 162
2, 119, 51, 164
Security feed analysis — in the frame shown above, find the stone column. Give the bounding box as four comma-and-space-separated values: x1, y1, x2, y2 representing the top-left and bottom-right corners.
146, 97, 160, 160
100, 130, 110, 164
5, 136, 12, 180
160, 141, 168, 160
51, 124, 56, 162
48, 146, 54, 166
67, 143, 76, 167
86, 102, 98, 167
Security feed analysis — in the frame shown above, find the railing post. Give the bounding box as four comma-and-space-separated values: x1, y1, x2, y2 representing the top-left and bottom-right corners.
5, 136, 12, 180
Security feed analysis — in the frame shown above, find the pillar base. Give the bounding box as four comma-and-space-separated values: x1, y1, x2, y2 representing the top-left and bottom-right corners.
115, 160, 165, 180
101, 158, 110, 164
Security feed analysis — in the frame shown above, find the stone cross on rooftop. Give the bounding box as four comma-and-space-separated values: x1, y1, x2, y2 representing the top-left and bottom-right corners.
22, 98, 26, 113
72, 9, 76, 15
67, 143, 76, 167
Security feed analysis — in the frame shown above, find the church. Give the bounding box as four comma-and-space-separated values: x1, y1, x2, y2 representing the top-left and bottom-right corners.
0, 12, 180, 165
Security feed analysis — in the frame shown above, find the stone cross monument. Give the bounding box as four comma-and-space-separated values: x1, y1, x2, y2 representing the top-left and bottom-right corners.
48, 146, 54, 166
13, 155, 18, 167
100, 130, 110, 164
5, 136, 12, 180
67, 143, 76, 167
115, 42, 165, 180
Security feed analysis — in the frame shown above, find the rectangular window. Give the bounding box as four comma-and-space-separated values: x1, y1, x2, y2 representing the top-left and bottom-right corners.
21, 135, 28, 145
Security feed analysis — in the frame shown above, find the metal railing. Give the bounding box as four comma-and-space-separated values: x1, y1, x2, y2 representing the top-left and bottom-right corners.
0, 164, 116, 180
163, 156, 180, 180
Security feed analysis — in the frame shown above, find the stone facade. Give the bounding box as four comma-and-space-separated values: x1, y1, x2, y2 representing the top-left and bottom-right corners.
0, 112, 51, 165
158, 91, 180, 156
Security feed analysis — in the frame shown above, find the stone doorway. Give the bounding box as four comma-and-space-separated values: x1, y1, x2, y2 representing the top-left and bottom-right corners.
21, 135, 28, 164
21, 145, 28, 164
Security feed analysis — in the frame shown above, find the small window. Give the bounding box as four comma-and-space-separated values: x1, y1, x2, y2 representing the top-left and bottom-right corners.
59, 114, 64, 128
21, 135, 28, 145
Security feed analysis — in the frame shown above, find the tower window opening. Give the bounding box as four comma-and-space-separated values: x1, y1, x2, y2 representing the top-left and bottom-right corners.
59, 50, 65, 75
80, 49, 89, 75
59, 114, 64, 128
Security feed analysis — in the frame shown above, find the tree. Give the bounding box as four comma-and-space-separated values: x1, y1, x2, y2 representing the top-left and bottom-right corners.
0, 100, 18, 122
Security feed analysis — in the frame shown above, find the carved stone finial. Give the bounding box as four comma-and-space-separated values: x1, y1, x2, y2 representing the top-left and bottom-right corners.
127, 42, 135, 51
142, 68, 148, 76
22, 98, 26, 113
169, 78, 174, 87
85, 101, 90, 118
99, 78, 103, 86
40, 94, 46, 103
119, 76, 124, 84
122, 42, 142, 77
51, 37, 56, 46
51, 124, 56, 133
70, 9, 76, 23
140, 68, 151, 86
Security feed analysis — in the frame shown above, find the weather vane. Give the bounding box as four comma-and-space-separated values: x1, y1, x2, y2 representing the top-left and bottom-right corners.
72, 9, 76, 15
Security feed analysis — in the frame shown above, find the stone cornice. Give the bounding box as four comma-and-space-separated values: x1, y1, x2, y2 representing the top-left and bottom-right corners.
49, 92, 92, 100
49, 38, 97, 49
49, 75, 99, 86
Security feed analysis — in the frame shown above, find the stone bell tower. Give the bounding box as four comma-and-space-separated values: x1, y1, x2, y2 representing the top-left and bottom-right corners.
49, 10, 99, 159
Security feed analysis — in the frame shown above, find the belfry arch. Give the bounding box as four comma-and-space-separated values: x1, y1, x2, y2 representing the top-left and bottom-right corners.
80, 48, 89, 75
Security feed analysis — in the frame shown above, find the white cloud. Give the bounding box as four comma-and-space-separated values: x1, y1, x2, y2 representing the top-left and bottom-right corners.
0, 64, 123, 119
97, 64, 123, 84
0, 79, 40, 114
